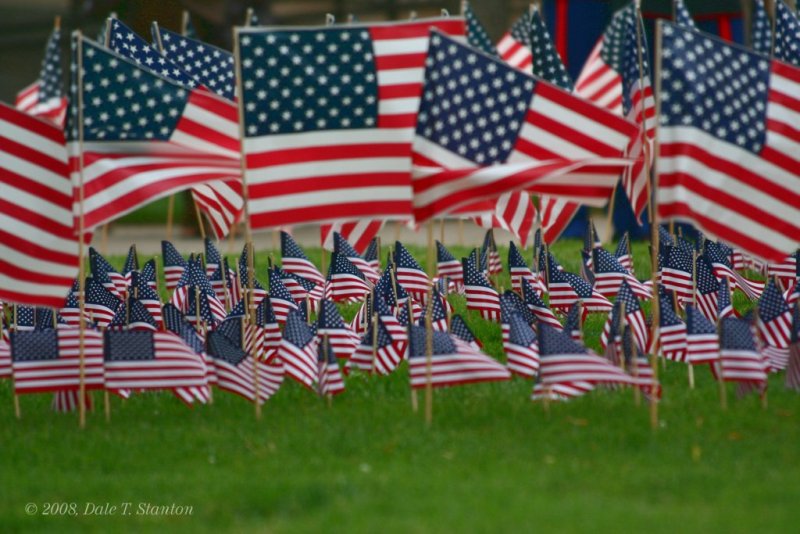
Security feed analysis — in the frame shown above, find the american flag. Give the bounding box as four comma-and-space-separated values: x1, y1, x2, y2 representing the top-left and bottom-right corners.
574, 4, 631, 114
275, 267, 323, 307
592, 247, 651, 299
480, 230, 503, 275
436, 241, 463, 289
656, 288, 687, 362
463, 1, 497, 56
449, 314, 482, 350
334, 232, 380, 283
15, 27, 67, 126
276, 309, 318, 388
674, 0, 697, 29
661, 244, 694, 300
171, 257, 226, 324
561, 268, 612, 313
321, 220, 384, 256
348, 313, 406, 375
151, 23, 236, 101
363, 237, 381, 273
704, 241, 764, 301
84, 278, 122, 327
685, 304, 720, 365
324, 253, 371, 303
617, 280, 648, 353
316, 299, 360, 360
541, 252, 577, 310
715, 317, 769, 389
496, 12, 532, 70
529, 5, 572, 89
237, 18, 466, 229
317, 339, 345, 397
104, 329, 209, 404
88, 248, 125, 299
108, 298, 157, 331
66, 34, 241, 232
774, 1, 800, 67
508, 241, 540, 295
532, 324, 635, 401
615, 232, 633, 272
786, 303, 800, 390
394, 241, 431, 301
521, 278, 562, 330
412, 31, 636, 223
563, 303, 583, 342
695, 254, 720, 323
254, 298, 282, 357
657, 21, 800, 262
504, 312, 540, 378
752, 0, 772, 55
281, 231, 324, 286
162, 240, 187, 293
462, 257, 501, 321
207, 330, 283, 404
267, 268, 300, 323
768, 252, 798, 289
122, 245, 139, 282
11, 328, 105, 394
539, 196, 580, 245
757, 280, 793, 371
718, 277, 735, 320
621, 325, 660, 398
419, 287, 448, 332
408, 326, 510, 389
0, 103, 80, 307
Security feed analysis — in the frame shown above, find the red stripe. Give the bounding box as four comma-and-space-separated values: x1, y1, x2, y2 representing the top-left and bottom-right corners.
378, 114, 417, 128
378, 83, 421, 100
524, 109, 621, 157
251, 200, 411, 227
246, 143, 409, 168
187, 90, 239, 123
369, 19, 465, 41
175, 116, 239, 154
555, 0, 569, 66
248, 172, 410, 197
0, 102, 65, 144
374, 52, 427, 71
536, 82, 636, 139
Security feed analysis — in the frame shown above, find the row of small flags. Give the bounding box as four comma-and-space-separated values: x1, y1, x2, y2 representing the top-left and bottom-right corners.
2, 222, 798, 415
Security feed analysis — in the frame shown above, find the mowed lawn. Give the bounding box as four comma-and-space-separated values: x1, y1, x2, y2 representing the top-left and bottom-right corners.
1, 239, 799, 533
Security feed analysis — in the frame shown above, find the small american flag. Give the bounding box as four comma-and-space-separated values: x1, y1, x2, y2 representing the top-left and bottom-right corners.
436, 241, 463, 290
348, 313, 406, 375
521, 278, 562, 330
318, 339, 345, 397
276, 309, 318, 389
449, 314, 482, 350
715, 317, 769, 390
592, 247, 651, 299
281, 231, 324, 286
363, 237, 381, 273
704, 241, 764, 301
661, 244, 694, 300
462, 257, 500, 321
334, 232, 379, 283
267, 268, 300, 323
316, 299, 360, 360
11, 328, 105, 394
394, 241, 431, 302
718, 278, 735, 320
774, 1, 800, 67
656, 288, 687, 362
408, 325, 510, 389
504, 312, 540, 378
89, 247, 126, 298
275, 267, 323, 308
324, 253, 371, 303
685, 304, 720, 365
563, 303, 583, 342
508, 241, 541, 295
615, 232, 634, 272
162, 240, 187, 293
496, 12, 532, 70
695, 254, 720, 322
480, 230, 503, 275
15, 27, 67, 126
104, 329, 209, 404
464, 1, 497, 57
617, 280, 648, 353
84, 278, 122, 327
419, 286, 449, 332
674, 0, 697, 29
757, 280, 793, 371
752, 0, 772, 55
321, 221, 384, 256
207, 329, 283, 404
237, 18, 466, 229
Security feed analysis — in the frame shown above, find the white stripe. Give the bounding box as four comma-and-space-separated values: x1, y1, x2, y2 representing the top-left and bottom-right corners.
246, 157, 410, 185
377, 67, 424, 86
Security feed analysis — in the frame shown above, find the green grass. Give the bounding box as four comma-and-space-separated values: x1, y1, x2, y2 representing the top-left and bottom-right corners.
1, 240, 798, 532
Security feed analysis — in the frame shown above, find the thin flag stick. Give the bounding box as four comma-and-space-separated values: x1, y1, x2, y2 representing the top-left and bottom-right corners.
603, 185, 618, 244
152, 21, 178, 241
426, 221, 435, 277
647, 15, 663, 431
408, 296, 418, 412
634, 2, 654, 226
76, 31, 89, 429
233, 25, 261, 419
11, 305, 20, 418
424, 289, 434, 427
457, 218, 464, 246
181, 10, 191, 36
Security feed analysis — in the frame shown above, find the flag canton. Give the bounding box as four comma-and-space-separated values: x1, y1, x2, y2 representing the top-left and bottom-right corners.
659, 22, 769, 153
759, 281, 789, 321
666, 245, 693, 272
686, 305, 716, 335
600, 4, 634, 73
105, 330, 155, 361
464, 2, 497, 56
207, 331, 248, 366
718, 278, 732, 310
123, 246, 139, 274
675, 0, 697, 29
90, 248, 120, 281
775, 2, 800, 66
394, 242, 423, 270
204, 238, 222, 266
86, 279, 121, 309
15, 306, 35, 329
539, 323, 587, 356
67, 38, 190, 142
318, 300, 346, 329
753, 0, 772, 55
11, 330, 58, 361
508, 241, 526, 268
502, 291, 536, 323
462, 258, 491, 288
409, 326, 456, 357
162, 241, 187, 267
696, 255, 719, 294
255, 297, 277, 325
565, 272, 594, 299
508, 313, 536, 346
621, 13, 651, 114
594, 248, 626, 274
108, 19, 198, 89
329, 253, 365, 279
127, 299, 157, 326
239, 28, 378, 137
269, 269, 296, 301
39, 29, 63, 102
659, 289, 684, 326
615, 233, 630, 259
529, 8, 573, 91
617, 281, 641, 312
281, 231, 310, 260
564, 303, 580, 331
284, 310, 314, 347
705, 241, 732, 268
510, 13, 529, 44
157, 26, 235, 100
416, 32, 534, 165
334, 233, 361, 258
720, 318, 757, 351
363, 239, 379, 263
450, 314, 478, 344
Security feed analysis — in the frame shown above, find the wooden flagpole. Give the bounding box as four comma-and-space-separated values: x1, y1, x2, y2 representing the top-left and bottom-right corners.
181, 10, 191, 36
233, 25, 261, 419
647, 13, 663, 431
603, 186, 618, 244
12, 305, 20, 418
76, 31, 89, 429
427, 221, 435, 277
407, 296, 418, 412
424, 289, 434, 427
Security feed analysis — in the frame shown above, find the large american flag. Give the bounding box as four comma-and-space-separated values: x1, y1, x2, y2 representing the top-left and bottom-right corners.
657, 21, 800, 262
412, 31, 636, 222
11, 328, 105, 394
0, 103, 80, 307
237, 18, 466, 229
66, 34, 241, 232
